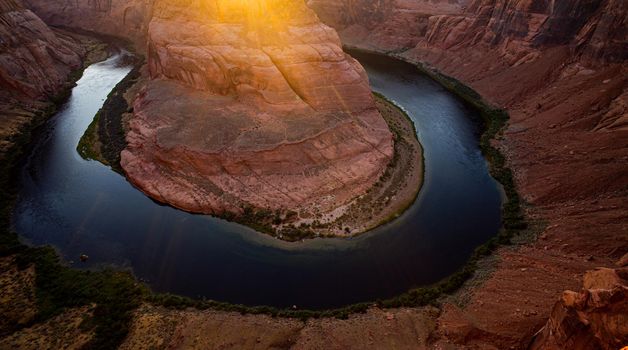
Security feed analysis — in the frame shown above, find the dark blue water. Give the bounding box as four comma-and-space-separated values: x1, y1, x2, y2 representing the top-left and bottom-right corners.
13, 52, 502, 309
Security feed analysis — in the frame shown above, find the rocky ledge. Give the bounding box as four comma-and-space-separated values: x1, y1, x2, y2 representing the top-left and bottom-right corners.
530, 260, 628, 350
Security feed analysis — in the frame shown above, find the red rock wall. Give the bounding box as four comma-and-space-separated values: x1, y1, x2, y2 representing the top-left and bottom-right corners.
0, 0, 84, 101
22, 0, 153, 47
309, 0, 626, 64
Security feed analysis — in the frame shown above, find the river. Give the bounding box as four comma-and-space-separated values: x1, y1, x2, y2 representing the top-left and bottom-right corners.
13, 51, 502, 309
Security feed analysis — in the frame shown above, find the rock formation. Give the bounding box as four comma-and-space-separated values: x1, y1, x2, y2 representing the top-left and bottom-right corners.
530, 265, 628, 349
2, 0, 626, 348
307, 0, 468, 51
22, 0, 153, 46
0, 0, 86, 155
120, 0, 393, 223
308, 0, 627, 64
0, 0, 83, 100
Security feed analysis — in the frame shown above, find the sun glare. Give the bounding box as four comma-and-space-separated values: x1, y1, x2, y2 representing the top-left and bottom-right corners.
215, 0, 300, 28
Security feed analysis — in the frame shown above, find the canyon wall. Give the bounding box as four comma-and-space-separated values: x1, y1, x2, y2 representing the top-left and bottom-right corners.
0, 0, 86, 155
0, 0, 83, 100
306, 0, 627, 348
307, 0, 469, 51
22, 0, 153, 46
120, 0, 393, 221
309, 0, 626, 64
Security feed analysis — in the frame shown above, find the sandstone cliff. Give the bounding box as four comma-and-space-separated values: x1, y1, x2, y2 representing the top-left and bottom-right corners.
0, 0, 86, 155
22, 0, 153, 47
120, 0, 393, 226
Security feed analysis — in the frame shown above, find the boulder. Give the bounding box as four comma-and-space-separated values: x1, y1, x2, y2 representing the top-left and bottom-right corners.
530, 267, 628, 350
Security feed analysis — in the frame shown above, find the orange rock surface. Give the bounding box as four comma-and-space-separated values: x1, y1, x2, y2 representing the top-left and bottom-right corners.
530, 266, 628, 349
120, 0, 393, 219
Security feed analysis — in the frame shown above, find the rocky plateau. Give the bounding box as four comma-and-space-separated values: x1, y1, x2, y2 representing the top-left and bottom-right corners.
119, 0, 394, 227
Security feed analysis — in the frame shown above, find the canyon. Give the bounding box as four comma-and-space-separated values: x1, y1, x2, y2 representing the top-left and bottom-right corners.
0, 0, 626, 349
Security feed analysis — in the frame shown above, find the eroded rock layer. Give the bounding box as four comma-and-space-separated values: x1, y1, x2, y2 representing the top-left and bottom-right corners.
309, 0, 627, 64
120, 0, 393, 218
0, 0, 86, 155
22, 0, 153, 46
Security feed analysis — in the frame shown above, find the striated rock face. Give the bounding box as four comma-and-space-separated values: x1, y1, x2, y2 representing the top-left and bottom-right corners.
120, 0, 393, 219
310, 0, 627, 63
0, 0, 83, 101
308, 0, 468, 51
22, 0, 153, 46
0, 0, 86, 155
530, 266, 628, 350
419, 0, 627, 65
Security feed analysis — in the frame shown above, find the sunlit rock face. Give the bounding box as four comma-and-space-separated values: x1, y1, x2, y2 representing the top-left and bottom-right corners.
121, 0, 393, 217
